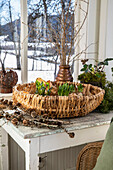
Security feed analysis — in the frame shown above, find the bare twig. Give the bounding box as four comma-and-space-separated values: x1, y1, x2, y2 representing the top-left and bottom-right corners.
70, 42, 96, 62
22, 0, 89, 66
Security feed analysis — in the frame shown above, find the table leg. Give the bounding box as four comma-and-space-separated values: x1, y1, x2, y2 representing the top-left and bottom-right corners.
25, 138, 40, 170
1, 128, 9, 170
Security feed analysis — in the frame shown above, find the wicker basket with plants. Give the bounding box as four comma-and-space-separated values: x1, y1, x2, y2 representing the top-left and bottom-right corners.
13, 0, 106, 118
13, 78, 105, 118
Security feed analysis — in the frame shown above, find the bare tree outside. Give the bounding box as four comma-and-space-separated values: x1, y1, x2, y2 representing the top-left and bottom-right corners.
0, 0, 89, 81
0, 0, 21, 70
27, 0, 89, 71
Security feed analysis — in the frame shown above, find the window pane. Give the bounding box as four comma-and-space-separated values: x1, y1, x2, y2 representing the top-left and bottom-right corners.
27, 0, 74, 82
0, 0, 21, 83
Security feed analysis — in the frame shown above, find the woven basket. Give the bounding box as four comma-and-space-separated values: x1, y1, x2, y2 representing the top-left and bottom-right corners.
13, 82, 105, 118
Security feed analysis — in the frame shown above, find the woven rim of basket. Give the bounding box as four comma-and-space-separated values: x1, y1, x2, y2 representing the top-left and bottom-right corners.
13, 82, 105, 100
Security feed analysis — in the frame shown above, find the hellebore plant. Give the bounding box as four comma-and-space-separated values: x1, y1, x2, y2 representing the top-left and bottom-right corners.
78, 58, 113, 88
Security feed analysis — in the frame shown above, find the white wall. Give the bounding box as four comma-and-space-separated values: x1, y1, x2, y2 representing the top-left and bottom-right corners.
105, 0, 113, 81
87, 0, 99, 64
74, 0, 113, 82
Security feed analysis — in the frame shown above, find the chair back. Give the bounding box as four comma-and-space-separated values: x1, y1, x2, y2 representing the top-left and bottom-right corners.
76, 142, 103, 170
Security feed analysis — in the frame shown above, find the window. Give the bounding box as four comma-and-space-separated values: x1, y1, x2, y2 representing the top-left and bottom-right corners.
0, 0, 21, 83
1, 0, 112, 84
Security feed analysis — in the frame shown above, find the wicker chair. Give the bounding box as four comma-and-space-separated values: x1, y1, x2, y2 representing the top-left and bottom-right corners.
76, 142, 103, 170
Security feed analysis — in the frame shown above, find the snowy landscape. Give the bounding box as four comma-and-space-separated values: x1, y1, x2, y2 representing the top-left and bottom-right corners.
0, 35, 60, 83
0, 0, 75, 84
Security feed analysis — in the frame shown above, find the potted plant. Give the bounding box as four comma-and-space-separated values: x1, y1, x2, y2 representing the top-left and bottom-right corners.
78, 58, 113, 88
0, 52, 18, 93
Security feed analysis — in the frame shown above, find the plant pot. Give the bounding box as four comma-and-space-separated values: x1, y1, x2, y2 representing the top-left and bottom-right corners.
0, 70, 18, 93
56, 65, 73, 82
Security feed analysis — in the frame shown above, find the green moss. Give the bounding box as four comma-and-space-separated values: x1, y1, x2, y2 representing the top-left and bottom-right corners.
78, 72, 106, 88
78, 73, 113, 113
78, 58, 113, 113
97, 82, 113, 113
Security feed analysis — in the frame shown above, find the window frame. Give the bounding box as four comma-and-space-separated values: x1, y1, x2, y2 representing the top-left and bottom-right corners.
20, 0, 28, 83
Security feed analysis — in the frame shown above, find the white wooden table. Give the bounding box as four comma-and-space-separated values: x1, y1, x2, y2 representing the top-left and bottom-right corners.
1, 111, 113, 170
0, 93, 12, 100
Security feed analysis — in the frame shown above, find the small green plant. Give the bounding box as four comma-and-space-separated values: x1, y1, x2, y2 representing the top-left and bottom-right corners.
58, 83, 75, 96
81, 58, 113, 73
78, 84, 84, 93
78, 58, 113, 88
35, 80, 52, 96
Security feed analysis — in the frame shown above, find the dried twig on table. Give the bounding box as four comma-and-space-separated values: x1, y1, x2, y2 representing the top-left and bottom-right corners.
0, 99, 75, 137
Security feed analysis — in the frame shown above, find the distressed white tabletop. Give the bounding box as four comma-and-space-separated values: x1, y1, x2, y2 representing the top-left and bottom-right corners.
0, 93, 12, 99
0, 111, 113, 139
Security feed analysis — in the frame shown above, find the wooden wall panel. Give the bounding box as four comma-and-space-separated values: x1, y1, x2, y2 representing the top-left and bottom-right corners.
39, 144, 86, 170
0, 128, 2, 170
8, 135, 25, 170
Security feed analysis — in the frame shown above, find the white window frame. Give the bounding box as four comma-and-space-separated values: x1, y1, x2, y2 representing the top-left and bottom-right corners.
20, 0, 28, 83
